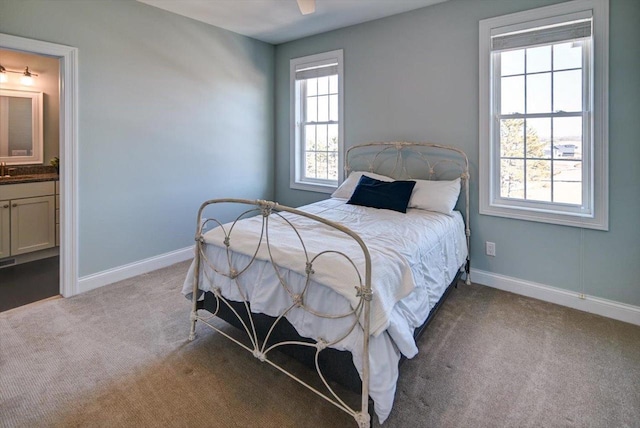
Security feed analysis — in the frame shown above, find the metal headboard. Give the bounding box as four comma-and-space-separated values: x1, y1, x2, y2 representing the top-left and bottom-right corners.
345, 141, 471, 285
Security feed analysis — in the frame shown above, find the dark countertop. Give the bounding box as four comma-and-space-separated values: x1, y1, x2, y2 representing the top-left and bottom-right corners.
0, 173, 59, 185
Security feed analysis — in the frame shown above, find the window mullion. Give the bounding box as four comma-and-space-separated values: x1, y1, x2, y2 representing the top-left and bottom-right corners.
550, 44, 555, 202
523, 49, 528, 200
498, 112, 583, 120
300, 80, 307, 182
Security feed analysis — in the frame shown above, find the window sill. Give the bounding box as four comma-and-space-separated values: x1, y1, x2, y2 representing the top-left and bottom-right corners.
480, 202, 608, 231
290, 181, 336, 194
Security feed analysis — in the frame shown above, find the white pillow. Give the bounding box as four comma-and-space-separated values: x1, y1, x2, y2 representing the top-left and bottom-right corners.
408, 178, 461, 215
331, 171, 393, 199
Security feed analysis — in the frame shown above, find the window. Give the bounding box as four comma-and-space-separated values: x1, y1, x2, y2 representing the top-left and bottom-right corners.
479, 0, 608, 230
290, 50, 343, 193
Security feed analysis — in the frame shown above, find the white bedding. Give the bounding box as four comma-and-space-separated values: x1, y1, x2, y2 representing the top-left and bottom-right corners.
182, 198, 467, 422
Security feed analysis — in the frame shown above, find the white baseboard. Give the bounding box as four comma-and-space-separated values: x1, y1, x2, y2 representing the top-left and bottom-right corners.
77, 246, 194, 295
471, 269, 640, 327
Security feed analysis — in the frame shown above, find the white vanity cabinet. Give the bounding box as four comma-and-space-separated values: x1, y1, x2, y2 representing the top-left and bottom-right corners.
0, 181, 56, 258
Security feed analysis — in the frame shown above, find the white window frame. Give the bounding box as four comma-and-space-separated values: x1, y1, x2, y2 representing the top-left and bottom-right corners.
479, 0, 608, 230
290, 49, 344, 193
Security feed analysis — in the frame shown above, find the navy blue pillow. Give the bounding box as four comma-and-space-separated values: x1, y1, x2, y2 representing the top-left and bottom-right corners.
347, 175, 416, 213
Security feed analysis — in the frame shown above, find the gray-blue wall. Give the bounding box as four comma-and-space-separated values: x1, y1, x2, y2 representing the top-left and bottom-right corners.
2, 0, 637, 307
274, 0, 640, 306
0, 0, 275, 276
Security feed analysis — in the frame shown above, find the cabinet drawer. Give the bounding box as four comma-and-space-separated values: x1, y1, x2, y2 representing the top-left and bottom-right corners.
0, 181, 55, 200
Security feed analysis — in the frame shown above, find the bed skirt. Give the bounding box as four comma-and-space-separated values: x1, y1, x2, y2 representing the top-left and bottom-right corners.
197, 269, 462, 394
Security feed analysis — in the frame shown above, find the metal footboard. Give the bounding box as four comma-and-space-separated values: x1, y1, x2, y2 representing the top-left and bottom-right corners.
189, 198, 373, 428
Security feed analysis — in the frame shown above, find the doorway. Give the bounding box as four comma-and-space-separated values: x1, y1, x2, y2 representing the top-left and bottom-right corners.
0, 49, 60, 312
0, 33, 78, 307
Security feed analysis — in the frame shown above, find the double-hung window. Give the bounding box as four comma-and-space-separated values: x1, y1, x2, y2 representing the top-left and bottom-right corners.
290, 50, 344, 193
479, 0, 608, 230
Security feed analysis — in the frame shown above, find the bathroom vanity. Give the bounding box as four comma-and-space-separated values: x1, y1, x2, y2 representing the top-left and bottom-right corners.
0, 175, 59, 265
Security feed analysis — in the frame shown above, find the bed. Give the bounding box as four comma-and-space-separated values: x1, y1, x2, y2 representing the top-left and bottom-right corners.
183, 142, 471, 427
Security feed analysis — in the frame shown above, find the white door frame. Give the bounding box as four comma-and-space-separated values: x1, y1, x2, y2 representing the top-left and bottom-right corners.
0, 33, 79, 297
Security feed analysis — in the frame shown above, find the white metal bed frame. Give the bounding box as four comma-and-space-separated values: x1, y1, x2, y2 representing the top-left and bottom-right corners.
188, 142, 470, 427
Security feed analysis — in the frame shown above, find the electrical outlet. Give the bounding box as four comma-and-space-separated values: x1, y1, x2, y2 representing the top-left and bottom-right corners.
485, 241, 496, 257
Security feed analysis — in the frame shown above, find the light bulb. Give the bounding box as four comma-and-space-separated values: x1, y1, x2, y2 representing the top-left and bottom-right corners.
20, 75, 34, 86
20, 67, 35, 86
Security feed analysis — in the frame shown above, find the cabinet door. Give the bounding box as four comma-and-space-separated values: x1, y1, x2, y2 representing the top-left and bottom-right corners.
0, 200, 9, 258
10, 195, 55, 256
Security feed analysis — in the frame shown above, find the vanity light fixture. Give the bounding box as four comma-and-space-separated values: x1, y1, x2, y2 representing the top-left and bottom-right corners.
20, 67, 35, 86
0, 64, 38, 86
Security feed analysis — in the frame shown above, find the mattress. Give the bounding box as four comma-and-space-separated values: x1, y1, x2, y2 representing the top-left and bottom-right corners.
183, 198, 467, 422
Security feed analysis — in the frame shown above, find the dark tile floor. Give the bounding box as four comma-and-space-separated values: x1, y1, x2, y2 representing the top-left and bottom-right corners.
0, 256, 59, 312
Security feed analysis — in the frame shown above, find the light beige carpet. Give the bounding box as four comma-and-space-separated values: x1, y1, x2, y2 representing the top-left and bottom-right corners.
1, 260, 639, 428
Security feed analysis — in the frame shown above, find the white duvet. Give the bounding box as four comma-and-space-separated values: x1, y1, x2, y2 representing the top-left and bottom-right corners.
182, 198, 467, 423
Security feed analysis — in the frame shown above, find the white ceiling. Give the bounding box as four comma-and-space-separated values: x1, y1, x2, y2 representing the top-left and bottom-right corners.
137, 0, 448, 45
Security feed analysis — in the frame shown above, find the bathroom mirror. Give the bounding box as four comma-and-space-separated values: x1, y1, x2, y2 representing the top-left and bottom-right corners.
0, 89, 43, 165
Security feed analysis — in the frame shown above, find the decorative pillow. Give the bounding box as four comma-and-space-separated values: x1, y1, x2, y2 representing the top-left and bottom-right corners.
408, 177, 461, 215
331, 171, 393, 199
347, 175, 416, 213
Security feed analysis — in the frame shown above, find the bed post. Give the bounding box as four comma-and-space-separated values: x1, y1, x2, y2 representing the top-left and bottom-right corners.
189, 204, 205, 341
356, 257, 373, 428
463, 171, 471, 286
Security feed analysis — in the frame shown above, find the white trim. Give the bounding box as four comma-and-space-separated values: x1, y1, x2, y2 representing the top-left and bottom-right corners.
77, 246, 194, 294
471, 268, 640, 327
478, 0, 609, 231
0, 89, 43, 164
490, 11, 593, 42
0, 33, 80, 297
289, 180, 336, 194
290, 49, 344, 193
